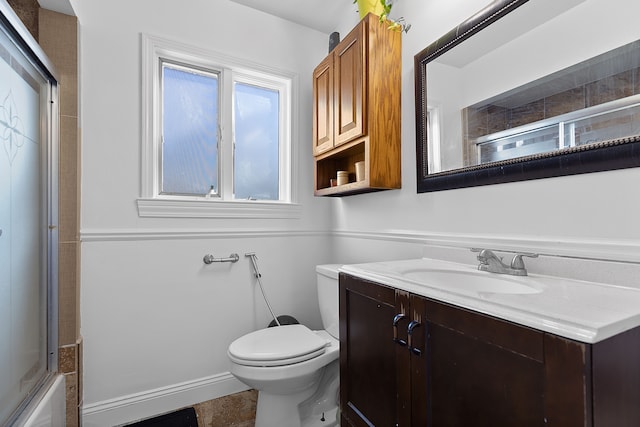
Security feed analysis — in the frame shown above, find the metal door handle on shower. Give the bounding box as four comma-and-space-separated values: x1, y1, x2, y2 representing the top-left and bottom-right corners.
203, 253, 240, 264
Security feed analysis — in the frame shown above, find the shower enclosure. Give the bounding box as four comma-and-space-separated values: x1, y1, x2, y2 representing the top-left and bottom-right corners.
0, 2, 59, 425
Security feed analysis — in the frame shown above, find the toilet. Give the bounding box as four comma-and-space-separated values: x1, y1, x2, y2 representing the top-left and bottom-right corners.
228, 264, 341, 427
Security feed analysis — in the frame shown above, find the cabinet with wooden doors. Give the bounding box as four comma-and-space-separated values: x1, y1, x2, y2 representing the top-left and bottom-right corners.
312, 13, 401, 196
339, 273, 640, 426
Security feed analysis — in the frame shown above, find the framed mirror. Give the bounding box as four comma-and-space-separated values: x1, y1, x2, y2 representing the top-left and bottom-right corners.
415, 0, 640, 192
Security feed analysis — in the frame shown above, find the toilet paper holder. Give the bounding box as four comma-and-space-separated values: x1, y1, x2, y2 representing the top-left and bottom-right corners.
203, 253, 240, 264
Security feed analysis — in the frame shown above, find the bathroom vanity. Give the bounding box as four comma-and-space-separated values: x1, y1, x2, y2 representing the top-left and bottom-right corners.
338, 258, 640, 427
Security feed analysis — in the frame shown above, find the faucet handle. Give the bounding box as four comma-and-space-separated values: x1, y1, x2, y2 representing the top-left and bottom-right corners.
510, 252, 538, 269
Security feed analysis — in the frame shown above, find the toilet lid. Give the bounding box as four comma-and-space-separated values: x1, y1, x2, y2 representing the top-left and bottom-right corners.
228, 324, 329, 367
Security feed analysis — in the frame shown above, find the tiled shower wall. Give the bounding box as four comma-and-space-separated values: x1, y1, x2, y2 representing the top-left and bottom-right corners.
465, 67, 640, 139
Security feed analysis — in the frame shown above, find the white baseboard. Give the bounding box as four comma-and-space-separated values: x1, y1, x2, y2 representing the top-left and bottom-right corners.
82, 372, 249, 427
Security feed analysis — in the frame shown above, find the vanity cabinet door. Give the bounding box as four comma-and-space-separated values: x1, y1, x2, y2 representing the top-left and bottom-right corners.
339, 275, 428, 427
424, 299, 547, 426
591, 326, 640, 426
339, 273, 400, 427
423, 299, 592, 427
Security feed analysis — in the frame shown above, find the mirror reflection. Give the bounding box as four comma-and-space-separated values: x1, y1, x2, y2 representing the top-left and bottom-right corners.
415, 0, 640, 191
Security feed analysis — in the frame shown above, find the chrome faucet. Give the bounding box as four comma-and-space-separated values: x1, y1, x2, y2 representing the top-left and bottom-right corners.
473, 249, 538, 276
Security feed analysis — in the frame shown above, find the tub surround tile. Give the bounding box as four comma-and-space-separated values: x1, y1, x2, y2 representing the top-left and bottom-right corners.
7, 0, 38, 38
38, 8, 78, 118
586, 70, 634, 107
58, 115, 79, 242
58, 241, 78, 345
77, 337, 83, 409
65, 373, 79, 427
463, 106, 487, 140
509, 99, 545, 128
58, 340, 82, 426
486, 105, 508, 133
59, 344, 77, 374
545, 87, 585, 117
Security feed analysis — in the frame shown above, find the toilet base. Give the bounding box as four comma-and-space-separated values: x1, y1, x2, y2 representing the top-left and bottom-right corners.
255, 391, 308, 427
254, 389, 339, 427
299, 360, 339, 427
254, 360, 339, 427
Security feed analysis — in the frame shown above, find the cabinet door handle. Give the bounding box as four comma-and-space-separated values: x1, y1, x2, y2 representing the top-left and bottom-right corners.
407, 320, 422, 356
393, 313, 407, 346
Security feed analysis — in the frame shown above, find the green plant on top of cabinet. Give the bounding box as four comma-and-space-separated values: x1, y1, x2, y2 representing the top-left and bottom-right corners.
312, 13, 401, 196
339, 273, 640, 426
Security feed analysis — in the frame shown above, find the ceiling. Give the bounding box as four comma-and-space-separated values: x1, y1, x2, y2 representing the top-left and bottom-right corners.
36, 0, 354, 31
229, 0, 353, 34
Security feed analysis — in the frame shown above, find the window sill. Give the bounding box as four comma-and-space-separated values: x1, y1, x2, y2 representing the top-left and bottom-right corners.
136, 198, 302, 219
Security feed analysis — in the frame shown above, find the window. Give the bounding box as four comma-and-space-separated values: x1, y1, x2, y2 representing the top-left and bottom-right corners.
161, 62, 219, 197
139, 35, 300, 218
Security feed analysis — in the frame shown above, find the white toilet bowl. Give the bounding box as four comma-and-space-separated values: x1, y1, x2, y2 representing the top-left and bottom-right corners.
227, 264, 341, 427
229, 328, 339, 426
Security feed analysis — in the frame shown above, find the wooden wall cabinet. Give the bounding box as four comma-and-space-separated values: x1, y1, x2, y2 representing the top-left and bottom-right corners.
339, 273, 640, 426
312, 14, 401, 196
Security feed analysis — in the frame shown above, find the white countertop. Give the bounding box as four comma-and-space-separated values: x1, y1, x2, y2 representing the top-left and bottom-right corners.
340, 258, 640, 343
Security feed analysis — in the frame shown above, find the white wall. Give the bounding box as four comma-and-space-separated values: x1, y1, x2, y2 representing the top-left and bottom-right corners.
75, 1, 335, 425
77, 0, 640, 425
332, 0, 640, 249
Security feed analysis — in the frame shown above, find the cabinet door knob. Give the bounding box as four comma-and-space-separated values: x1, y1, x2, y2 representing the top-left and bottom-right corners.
407, 320, 422, 356
393, 313, 407, 346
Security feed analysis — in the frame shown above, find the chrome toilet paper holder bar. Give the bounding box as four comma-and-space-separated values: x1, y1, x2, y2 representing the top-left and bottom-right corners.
203, 253, 240, 264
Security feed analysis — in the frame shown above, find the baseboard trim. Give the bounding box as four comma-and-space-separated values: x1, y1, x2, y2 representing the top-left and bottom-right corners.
81, 372, 249, 427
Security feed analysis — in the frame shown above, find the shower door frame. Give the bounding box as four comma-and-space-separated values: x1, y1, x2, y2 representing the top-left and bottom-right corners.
0, 1, 60, 425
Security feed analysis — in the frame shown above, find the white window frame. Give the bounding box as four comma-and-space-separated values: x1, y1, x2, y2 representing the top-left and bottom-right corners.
138, 34, 300, 218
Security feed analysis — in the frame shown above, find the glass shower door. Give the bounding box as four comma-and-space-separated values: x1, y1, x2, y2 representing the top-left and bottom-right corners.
0, 18, 55, 425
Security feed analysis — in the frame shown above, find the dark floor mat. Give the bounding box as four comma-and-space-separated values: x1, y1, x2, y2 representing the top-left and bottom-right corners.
126, 407, 197, 427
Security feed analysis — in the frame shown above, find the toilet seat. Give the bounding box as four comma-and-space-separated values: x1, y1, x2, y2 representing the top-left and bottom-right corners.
228, 324, 330, 367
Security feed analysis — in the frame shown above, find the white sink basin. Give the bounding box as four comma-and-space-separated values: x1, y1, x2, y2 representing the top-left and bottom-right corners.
401, 268, 543, 295
341, 257, 640, 343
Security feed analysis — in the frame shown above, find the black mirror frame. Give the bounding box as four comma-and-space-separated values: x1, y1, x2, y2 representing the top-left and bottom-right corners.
414, 0, 640, 193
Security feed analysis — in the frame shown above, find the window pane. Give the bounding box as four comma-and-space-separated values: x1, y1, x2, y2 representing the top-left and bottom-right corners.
233, 82, 279, 200
162, 65, 218, 195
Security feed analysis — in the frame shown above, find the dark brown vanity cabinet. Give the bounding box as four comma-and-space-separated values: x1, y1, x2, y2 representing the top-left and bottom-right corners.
339, 273, 640, 427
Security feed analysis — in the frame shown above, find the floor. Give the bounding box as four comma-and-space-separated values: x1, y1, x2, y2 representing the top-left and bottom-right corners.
192, 390, 257, 427
124, 390, 258, 427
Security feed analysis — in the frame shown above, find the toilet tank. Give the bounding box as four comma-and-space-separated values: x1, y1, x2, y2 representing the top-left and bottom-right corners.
316, 264, 341, 339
